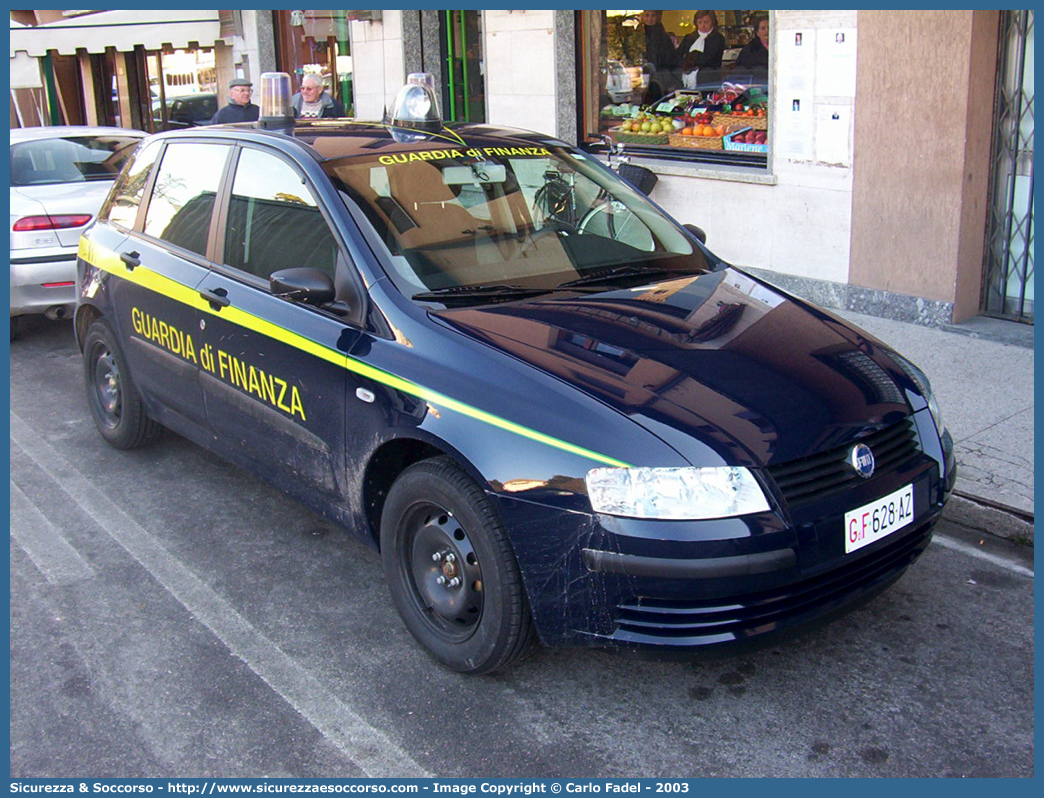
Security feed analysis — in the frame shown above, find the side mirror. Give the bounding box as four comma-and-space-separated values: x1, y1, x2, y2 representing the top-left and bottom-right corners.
270, 267, 336, 306
683, 223, 707, 244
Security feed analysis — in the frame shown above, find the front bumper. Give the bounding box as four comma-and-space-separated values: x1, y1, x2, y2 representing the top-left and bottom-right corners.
10, 246, 78, 316
495, 415, 954, 654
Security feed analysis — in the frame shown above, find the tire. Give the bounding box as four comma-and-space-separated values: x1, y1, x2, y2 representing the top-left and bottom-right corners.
82, 319, 161, 450
380, 456, 537, 674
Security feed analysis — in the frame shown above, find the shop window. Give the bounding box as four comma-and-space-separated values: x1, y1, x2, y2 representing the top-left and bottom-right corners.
147, 48, 218, 133
580, 10, 770, 167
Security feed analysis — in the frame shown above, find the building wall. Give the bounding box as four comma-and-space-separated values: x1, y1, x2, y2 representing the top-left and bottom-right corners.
484, 10, 558, 137
232, 10, 267, 81
349, 10, 406, 120
849, 10, 998, 322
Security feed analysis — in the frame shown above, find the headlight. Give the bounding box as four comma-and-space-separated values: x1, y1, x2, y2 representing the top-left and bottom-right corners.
585, 466, 770, 520
888, 351, 947, 434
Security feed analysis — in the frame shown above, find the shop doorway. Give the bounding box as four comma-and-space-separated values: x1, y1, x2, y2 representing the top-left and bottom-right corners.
983, 10, 1034, 323
441, 10, 486, 123
274, 10, 354, 115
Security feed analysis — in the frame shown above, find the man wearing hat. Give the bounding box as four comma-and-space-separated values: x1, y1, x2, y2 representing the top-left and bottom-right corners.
209, 78, 259, 124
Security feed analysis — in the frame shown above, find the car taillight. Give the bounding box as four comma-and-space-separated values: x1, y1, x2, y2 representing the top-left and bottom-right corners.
12, 214, 93, 232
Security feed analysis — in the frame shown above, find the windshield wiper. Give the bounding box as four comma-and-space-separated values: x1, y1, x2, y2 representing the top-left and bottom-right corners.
555, 263, 675, 289
411, 284, 553, 304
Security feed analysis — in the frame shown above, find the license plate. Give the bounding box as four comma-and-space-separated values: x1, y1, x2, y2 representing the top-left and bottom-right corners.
844, 484, 915, 554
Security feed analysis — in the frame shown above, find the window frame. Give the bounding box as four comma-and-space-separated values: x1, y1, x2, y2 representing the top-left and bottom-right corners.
209, 143, 346, 291
135, 138, 235, 267
207, 141, 371, 332
122, 134, 371, 331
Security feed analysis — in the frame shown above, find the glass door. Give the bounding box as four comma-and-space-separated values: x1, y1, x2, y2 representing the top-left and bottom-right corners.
274, 10, 353, 115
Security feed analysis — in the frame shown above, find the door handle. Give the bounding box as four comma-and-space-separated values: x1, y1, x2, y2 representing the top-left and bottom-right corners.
120, 251, 140, 271
199, 288, 230, 310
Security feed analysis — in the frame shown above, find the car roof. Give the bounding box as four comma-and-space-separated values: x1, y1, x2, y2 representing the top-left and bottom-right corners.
149, 119, 567, 163
10, 125, 148, 143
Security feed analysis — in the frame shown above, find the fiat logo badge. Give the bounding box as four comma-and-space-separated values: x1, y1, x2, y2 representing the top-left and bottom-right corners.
849, 443, 875, 479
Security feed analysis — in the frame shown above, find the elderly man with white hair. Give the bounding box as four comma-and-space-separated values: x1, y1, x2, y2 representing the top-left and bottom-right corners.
291, 73, 346, 118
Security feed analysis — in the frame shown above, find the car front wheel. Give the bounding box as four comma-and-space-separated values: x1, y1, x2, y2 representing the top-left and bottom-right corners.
83, 319, 161, 449
380, 456, 537, 674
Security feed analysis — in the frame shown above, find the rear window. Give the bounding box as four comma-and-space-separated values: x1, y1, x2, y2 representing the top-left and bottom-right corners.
10, 135, 142, 187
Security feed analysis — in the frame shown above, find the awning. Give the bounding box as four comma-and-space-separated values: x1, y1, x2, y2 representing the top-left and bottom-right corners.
9, 9, 224, 57
10, 50, 42, 89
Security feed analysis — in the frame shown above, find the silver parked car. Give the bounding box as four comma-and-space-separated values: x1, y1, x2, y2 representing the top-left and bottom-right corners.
10, 126, 145, 338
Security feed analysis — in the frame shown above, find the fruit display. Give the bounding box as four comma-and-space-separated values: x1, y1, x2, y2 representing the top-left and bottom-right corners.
611, 110, 678, 144
607, 88, 769, 153
723, 126, 769, 153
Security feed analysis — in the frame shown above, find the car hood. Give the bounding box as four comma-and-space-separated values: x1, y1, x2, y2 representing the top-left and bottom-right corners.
432, 268, 916, 469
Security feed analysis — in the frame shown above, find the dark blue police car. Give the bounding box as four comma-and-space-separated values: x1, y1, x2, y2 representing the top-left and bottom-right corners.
76, 73, 955, 673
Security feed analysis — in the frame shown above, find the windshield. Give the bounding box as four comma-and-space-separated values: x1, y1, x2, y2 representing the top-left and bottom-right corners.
10, 135, 142, 187
323, 143, 710, 301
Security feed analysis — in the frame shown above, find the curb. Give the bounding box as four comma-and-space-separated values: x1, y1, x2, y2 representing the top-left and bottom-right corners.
943, 494, 1034, 546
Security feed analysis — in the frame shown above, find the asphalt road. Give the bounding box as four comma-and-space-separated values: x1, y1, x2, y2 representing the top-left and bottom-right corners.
9, 316, 1035, 778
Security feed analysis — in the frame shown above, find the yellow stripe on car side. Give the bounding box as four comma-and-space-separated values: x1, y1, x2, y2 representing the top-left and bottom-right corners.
79, 239, 633, 469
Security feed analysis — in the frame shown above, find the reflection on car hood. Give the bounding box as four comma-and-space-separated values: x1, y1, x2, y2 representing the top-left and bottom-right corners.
433, 268, 914, 468
10, 180, 115, 218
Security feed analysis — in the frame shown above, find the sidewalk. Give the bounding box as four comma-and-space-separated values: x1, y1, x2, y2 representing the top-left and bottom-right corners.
838, 310, 1034, 542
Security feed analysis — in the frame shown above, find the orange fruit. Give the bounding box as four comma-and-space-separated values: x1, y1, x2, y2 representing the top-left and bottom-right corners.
715, 125, 726, 137
680, 127, 693, 136
693, 125, 705, 136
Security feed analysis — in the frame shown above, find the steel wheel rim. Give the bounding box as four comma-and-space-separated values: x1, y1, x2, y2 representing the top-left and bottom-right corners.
402, 504, 484, 642
91, 344, 122, 428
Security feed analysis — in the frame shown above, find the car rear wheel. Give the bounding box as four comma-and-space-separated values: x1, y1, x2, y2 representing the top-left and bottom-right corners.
83, 319, 161, 449
380, 456, 537, 674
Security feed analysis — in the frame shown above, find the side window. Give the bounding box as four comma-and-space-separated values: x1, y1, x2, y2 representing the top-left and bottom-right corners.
224, 148, 338, 282
102, 140, 161, 230
143, 142, 229, 257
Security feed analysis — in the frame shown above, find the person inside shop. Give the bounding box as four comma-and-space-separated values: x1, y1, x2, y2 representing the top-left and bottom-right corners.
292, 73, 346, 118
678, 10, 727, 90
639, 10, 679, 104
734, 14, 770, 71
209, 78, 259, 124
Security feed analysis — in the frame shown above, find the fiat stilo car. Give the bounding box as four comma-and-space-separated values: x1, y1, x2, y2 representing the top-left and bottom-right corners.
75, 74, 955, 673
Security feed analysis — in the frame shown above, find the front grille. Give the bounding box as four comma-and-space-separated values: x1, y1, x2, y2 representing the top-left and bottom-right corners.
612, 519, 932, 644
767, 418, 919, 509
